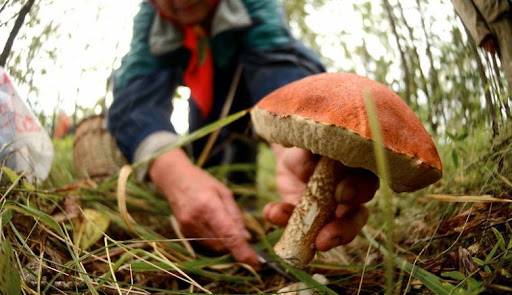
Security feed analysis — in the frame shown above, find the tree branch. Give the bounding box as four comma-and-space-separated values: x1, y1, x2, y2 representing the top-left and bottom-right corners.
0, 0, 10, 15
0, 0, 36, 67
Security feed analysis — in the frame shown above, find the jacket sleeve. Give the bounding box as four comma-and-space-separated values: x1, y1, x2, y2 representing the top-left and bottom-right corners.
452, 0, 492, 45
108, 1, 182, 179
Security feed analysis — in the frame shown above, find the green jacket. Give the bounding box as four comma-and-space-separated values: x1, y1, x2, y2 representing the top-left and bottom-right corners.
114, 0, 293, 90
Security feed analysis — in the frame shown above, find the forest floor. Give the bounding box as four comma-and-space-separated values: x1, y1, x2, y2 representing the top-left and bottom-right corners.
1, 120, 512, 295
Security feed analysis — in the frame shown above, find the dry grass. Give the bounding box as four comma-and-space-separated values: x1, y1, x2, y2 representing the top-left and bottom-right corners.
1, 119, 511, 294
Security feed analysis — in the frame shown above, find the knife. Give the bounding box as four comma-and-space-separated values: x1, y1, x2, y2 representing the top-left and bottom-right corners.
256, 250, 295, 281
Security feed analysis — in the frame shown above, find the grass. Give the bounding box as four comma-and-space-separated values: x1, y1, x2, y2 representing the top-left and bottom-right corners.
1, 112, 511, 294
364, 91, 395, 294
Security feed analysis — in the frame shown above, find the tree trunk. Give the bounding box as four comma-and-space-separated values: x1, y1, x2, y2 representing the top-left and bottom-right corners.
416, 0, 441, 133
396, 1, 437, 130
0, 0, 36, 67
382, 0, 412, 106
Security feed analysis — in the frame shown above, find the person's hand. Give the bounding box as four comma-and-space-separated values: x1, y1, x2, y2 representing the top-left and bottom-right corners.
149, 149, 260, 268
481, 35, 497, 54
264, 145, 379, 251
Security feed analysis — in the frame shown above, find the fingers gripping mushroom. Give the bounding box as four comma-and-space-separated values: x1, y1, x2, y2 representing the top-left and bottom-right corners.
251, 73, 442, 268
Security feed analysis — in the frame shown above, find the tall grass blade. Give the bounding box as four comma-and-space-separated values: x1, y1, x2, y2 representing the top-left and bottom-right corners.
364, 91, 395, 294
95, 204, 190, 257
427, 194, 512, 203
4, 201, 63, 236
1, 167, 24, 199
0, 240, 21, 295
61, 223, 100, 295
104, 237, 123, 295
1, 166, 22, 184
132, 109, 248, 169
117, 165, 136, 232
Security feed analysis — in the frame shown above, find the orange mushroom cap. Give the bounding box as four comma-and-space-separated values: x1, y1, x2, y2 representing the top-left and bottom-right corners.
251, 72, 442, 192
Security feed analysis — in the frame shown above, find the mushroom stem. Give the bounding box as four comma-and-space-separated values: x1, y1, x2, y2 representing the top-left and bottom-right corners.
274, 156, 340, 268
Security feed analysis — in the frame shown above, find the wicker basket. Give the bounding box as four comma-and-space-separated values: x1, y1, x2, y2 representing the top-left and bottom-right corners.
73, 115, 126, 179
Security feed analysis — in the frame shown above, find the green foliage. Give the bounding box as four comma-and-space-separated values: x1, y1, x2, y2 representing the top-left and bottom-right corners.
282, 0, 328, 56
45, 136, 76, 187
0, 240, 21, 295
441, 271, 485, 294
437, 124, 512, 195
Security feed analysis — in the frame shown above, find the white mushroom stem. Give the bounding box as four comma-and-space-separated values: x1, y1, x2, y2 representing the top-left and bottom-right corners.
274, 156, 340, 268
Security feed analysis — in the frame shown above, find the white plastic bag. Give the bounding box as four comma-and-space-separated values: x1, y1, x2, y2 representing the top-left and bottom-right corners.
0, 67, 54, 182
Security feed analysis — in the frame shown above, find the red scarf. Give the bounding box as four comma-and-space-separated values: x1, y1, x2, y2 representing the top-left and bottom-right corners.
151, 0, 220, 117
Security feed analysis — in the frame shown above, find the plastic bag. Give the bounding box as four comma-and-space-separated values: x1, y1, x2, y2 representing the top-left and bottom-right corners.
0, 67, 54, 182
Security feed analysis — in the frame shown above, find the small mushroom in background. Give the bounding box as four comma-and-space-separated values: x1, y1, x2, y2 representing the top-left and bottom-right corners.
251, 72, 443, 268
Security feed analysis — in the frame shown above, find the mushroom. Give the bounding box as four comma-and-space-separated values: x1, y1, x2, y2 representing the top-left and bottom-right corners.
251, 73, 442, 268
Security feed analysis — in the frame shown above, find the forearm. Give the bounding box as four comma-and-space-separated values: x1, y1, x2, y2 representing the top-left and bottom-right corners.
149, 148, 192, 196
